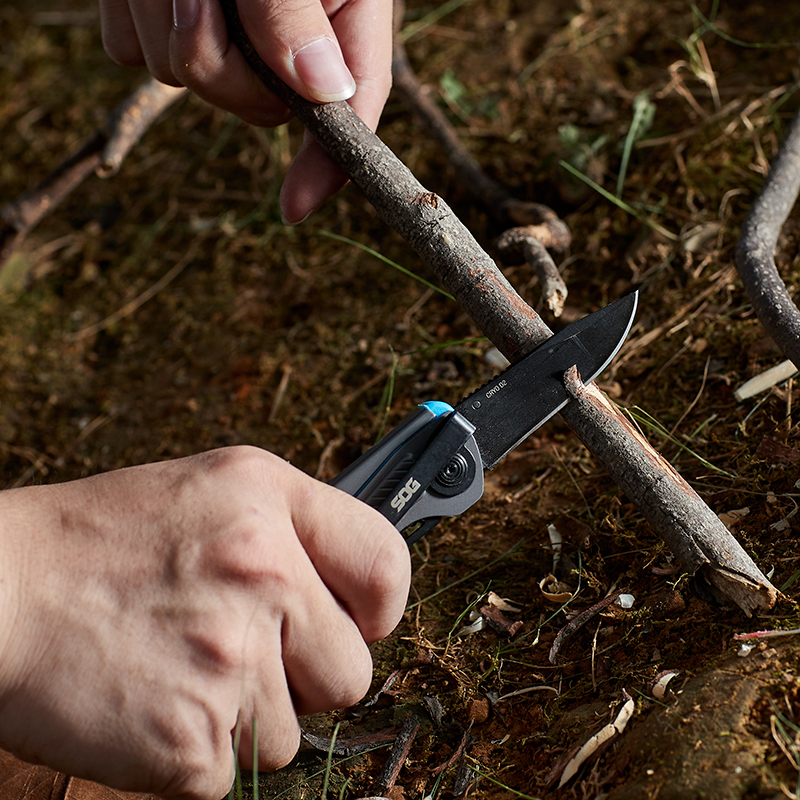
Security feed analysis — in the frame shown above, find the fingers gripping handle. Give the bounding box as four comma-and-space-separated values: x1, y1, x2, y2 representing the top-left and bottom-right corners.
331, 403, 484, 543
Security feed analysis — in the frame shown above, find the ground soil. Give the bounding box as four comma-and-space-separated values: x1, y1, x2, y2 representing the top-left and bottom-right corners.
2, 0, 800, 798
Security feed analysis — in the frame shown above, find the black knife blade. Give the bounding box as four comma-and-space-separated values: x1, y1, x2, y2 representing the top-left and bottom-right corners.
456, 292, 638, 469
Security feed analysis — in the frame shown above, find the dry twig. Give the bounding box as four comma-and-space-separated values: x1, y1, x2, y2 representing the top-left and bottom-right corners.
735, 107, 800, 368
0, 79, 186, 275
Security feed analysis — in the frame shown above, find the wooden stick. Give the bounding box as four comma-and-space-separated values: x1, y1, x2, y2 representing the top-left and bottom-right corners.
217, 0, 776, 615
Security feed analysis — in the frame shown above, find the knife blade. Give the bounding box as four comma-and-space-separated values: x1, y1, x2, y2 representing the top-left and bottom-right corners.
333, 292, 638, 541
457, 291, 638, 469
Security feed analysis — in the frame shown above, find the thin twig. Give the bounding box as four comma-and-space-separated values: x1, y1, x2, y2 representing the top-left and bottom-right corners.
375, 715, 420, 793
0, 79, 186, 275
735, 107, 800, 368
496, 227, 568, 315
549, 589, 624, 664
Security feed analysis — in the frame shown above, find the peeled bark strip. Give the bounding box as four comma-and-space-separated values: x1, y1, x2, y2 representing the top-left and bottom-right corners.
0, 79, 185, 274
219, 0, 776, 613
735, 109, 800, 367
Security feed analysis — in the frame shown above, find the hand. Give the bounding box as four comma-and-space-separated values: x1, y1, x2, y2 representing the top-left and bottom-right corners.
0, 446, 410, 799
99, 0, 393, 224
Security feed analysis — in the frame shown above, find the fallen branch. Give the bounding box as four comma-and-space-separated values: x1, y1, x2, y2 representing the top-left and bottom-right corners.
374, 715, 420, 794
210, 2, 780, 615
735, 108, 800, 367
0, 79, 186, 276
392, 5, 570, 315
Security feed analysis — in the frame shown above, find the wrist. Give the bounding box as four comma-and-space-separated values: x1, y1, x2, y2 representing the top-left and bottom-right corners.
0, 485, 60, 694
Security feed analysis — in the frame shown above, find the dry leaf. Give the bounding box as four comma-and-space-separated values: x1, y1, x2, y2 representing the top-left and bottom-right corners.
717, 507, 750, 529
0, 750, 158, 800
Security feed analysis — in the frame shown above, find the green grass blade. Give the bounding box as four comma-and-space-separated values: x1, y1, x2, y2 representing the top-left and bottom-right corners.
404, 336, 488, 356
624, 405, 737, 478
320, 722, 341, 799
559, 160, 677, 240
691, 4, 798, 49
375, 348, 398, 443
469, 764, 542, 799
400, 0, 476, 41
407, 538, 528, 611
318, 230, 455, 300
616, 91, 655, 197
780, 567, 800, 593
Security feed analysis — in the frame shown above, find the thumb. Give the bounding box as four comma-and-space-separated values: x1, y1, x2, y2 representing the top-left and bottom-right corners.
236, 0, 356, 104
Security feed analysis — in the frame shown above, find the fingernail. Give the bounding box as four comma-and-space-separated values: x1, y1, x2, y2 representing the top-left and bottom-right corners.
280, 205, 318, 226
173, 0, 199, 30
293, 39, 356, 103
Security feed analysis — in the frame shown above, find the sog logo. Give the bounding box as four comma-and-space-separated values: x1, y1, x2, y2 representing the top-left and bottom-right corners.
391, 477, 421, 512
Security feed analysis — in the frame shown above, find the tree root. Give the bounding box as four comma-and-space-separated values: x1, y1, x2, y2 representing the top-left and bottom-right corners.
735, 108, 800, 367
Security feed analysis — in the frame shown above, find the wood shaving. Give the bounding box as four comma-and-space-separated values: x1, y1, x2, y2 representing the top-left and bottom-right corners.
558, 690, 636, 788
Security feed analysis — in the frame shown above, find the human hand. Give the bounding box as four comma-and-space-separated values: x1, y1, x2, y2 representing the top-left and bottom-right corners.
0, 446, 410, 799
99, 0, 393, 224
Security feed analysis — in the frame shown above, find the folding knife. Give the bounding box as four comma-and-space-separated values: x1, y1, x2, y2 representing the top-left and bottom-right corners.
332, 292, 638, 544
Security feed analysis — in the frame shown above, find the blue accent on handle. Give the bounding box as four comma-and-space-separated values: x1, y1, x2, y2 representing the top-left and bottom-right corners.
421, 400, 454, 417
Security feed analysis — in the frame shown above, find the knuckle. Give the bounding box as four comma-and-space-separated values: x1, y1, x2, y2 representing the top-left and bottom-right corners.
198, 444, 267, 477
333, 642, 373, 708
362, 527, 411, 635
259, 725, 302, 771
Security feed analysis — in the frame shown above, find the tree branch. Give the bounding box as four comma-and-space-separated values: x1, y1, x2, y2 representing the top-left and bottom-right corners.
391, 11, 570, 315
735, 108, 800, 367
0, 79, 186, 276
226, 1, 780, 614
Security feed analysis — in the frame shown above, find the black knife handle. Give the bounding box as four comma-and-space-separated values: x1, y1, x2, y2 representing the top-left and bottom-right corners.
332, 403, 484, 542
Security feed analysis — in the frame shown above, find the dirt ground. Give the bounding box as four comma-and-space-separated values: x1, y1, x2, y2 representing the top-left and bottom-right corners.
2, 0, 800, 797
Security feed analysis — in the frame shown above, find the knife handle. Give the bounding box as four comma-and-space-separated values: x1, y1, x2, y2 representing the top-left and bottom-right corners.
332, 402, 484, 543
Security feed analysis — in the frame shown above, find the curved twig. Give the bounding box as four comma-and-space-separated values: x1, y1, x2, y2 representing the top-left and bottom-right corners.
735, 108, 800, 367
0, 79, 186, 276
496, 227, 567, 316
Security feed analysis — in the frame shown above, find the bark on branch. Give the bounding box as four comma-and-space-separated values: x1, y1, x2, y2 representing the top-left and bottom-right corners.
735, 108, 800, 367
232, 1, 779, 614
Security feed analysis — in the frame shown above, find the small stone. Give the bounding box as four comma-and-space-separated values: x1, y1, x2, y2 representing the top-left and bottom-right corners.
468, 698, 490, 724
